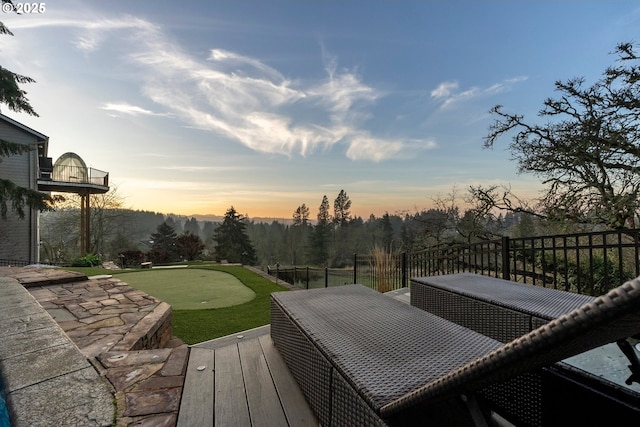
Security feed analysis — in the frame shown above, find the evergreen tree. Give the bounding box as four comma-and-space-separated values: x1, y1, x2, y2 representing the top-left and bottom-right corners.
212, 206, 256, 264
380, 213, 394, 252
291, 204, 311, 265
331, 190, 353, 265
333, 189, 352, 227
201, 221, 216, 241
292, 203, 310, 226
184, 217, 200, 236
308, 196, 332, 265
165, 216, 183, 235
149, 221, 178, 264
0, 9, 53, 219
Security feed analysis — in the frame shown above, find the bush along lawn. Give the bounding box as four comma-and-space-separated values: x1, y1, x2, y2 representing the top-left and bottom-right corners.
170, 265, 288, 344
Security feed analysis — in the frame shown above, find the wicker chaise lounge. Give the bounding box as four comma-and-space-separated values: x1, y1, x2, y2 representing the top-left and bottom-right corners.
411, 273, 596, 343
270, 277, 640, 426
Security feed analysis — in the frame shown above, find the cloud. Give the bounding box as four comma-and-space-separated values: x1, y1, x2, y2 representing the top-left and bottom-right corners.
17, 13, 436, 162
430, 81, 459, 99
101, 102, 172, 117
431, 76, 528, 110
5, 15, 159, 52
345, 134, 437, 162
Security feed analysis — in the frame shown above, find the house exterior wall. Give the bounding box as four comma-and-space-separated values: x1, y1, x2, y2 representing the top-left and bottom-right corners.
0, 119, 43, 264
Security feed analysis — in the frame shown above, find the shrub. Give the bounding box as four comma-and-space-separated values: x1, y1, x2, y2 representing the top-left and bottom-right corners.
71, 253, 102, 267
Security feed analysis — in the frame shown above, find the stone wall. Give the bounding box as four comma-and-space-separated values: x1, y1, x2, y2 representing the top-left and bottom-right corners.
0, 276, 115, 426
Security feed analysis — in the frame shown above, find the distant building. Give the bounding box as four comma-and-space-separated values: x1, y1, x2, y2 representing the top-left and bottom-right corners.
0, 113, 109, 265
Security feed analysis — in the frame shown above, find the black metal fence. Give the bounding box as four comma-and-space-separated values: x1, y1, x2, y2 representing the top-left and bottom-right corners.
269, 228, 640, 296
266, 265, 355, 289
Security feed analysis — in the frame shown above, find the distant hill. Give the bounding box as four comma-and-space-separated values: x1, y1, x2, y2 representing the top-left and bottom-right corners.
187, 214, 295, 225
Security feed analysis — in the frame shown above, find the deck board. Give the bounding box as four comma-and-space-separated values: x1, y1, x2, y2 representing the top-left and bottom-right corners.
178, 325, 320, 427
259, 334, 318, 427
177, 347, 215, 427
214, 344, 252, 426
239, 338, 289, 426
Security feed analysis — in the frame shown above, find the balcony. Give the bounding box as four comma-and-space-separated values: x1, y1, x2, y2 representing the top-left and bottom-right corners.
37, 155, 109, 194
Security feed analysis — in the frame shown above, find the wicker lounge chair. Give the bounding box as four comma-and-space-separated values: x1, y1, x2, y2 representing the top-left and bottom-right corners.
410, 273, 596, 343
270, 277, 640, 426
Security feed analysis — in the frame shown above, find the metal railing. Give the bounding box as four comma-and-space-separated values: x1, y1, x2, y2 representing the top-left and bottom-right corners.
266, 265, 355, 289
355, 229, 640, 296
267, 228, 640, 297
49, 165, 109, 187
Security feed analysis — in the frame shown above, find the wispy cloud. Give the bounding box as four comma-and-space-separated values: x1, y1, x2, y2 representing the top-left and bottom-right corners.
101, 102, 173, 117
431, 76, 528, 110
430, 81, 459, 99
345, 134, 437, 162
17, 13, 436, 162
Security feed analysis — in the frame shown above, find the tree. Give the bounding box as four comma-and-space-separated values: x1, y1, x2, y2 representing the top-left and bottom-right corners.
40, 186, 130, 261
212, 206, 256, 264
149, 221, 178, 264
308, 196, 332, 265
292, 204, 310, 226
483, 42, 640, 230
318, 195, 331, 224
184, 217, 200, 236
0, 6, 53, 219
291, 204, 311, 264
176, 232, 205, 261
333, 189, 352, 227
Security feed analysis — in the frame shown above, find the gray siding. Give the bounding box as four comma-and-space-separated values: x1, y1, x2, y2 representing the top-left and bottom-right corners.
0, 119, 43, 263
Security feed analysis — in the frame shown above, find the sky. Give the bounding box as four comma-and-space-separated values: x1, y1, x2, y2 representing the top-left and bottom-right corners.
1, 1, 639, 220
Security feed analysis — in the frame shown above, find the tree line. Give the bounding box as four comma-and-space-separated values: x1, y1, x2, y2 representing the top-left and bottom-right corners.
39, 187, 543, 268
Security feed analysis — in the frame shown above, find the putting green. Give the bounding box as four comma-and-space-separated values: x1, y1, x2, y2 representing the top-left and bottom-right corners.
118, 268, 255, 310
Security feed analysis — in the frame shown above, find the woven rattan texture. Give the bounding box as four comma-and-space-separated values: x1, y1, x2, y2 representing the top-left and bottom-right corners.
411, 273, 594, 320
479, 372, 543, 427
411, 283, 531, 343
531, 316, 548, 330
382, 277, 640, 416
330, 369, 387, 427
271, 285, 501, 413
270, 299, 333, 427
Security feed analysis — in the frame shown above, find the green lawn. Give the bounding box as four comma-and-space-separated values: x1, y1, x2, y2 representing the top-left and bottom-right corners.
63, 264, 288, 344
115, 269, 255, 310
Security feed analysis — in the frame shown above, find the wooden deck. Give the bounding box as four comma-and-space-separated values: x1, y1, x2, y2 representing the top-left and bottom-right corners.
177, 324, 319, 427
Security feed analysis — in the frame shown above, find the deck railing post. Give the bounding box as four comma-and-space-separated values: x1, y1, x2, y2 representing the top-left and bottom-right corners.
501, 236, 511, 280
353, 253, 357, 284
401, 252, 408, 289
325, 267, 329, 288
306, 266, 310, 289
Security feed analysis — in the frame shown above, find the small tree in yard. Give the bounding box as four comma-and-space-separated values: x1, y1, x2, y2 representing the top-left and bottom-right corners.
176, 232, 205, 261
213, 206, 256, 264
